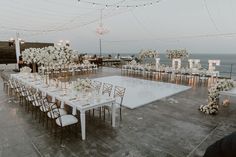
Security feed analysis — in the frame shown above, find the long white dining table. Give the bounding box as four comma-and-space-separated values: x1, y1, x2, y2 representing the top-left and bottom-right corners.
11, 73, 117, 140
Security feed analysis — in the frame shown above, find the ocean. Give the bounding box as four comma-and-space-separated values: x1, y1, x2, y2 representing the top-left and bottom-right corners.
101, 53, 236, 79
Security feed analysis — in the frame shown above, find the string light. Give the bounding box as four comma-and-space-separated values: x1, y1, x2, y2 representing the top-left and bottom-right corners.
77, 0, 161, 8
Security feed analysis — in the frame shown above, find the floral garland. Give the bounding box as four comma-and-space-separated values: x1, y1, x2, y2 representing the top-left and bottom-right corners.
22, 46, 77, 66
138, 50, 159, 59
199, 79, 234, 115
166, 49, 188, 59
74, 78, 93, 92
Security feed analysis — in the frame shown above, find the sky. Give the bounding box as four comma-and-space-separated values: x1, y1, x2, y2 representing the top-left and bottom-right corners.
1, 0, 236, 54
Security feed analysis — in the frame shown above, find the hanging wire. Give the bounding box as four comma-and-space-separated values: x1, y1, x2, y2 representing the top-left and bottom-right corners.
203, 0, 220, 32
0, 0, 135, 34
77, 0, 160, 8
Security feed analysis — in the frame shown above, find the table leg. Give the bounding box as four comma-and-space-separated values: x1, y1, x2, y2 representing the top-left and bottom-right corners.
60, 101, 64, 108
52, 96, 55, 103
112, 102, 116, 127
80, 111, 86, 140
72, 106, 77, 115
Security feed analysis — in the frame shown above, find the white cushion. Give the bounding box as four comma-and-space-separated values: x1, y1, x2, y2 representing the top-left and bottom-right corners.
47, 109, 67, 119
56, 115, 78, 127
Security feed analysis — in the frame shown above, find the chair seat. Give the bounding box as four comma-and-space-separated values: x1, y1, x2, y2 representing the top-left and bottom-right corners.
47, 109, 67, 119
56, 115, 78, 127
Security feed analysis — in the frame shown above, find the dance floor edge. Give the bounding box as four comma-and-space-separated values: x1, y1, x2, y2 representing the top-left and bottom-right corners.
94, 76, 191, 109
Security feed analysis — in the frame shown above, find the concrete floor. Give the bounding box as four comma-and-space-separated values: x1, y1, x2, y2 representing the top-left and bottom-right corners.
0, 67, 236, 157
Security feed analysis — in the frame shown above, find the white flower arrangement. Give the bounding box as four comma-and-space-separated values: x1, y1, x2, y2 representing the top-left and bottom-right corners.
22, 46, 77, 67
20, 66, 32, 73
74, 78, 93, 92
83, 60, 90, 65
22, 48, 41, 64
129, 60, 137, 65
166, 49, 188, 59
138, 50, 159, 59
199, 79, 234, 115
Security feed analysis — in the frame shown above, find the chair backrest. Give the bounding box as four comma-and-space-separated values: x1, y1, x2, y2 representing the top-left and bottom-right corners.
19, 85, 26, 96
9, 80, 14, 88
49, 103, 61, 120
33, 93, 42, 107
33, 91, 41, 100
102, 83, 113, 96
92, 80, 102, 93
113, 86, 126, 105
41, 97, 54, 112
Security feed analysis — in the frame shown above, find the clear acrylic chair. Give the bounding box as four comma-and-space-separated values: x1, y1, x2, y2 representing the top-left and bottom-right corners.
102, 83, 113, 120
102, 83, 113, 96
104, 85, 126, 121
92, 80, 102, 94
113, 86, 126, 120
91, 80, 102, 117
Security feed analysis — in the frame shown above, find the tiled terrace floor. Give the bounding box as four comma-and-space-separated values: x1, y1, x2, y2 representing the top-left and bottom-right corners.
0, 67, 236, 157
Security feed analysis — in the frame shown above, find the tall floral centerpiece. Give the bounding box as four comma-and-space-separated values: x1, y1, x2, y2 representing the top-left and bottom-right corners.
199, 79, 234, 115
22, 48, 41, 72
138, 50, 159, 67
166, 49, 188, 70
38, 46, 77, 67
22, 46, 77, 73
74, 78, 93, 92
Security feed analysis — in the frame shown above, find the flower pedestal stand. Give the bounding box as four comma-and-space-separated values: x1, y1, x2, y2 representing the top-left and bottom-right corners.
172, 58, 181, 70
155, 58, 160, 69
188, 59, 200, 69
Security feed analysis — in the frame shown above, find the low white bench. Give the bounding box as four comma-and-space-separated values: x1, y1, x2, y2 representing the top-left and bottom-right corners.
220, 88, 236, 97
220, 88, 236, 105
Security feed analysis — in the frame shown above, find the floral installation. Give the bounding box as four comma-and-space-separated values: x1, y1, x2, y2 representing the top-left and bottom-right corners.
74, 78, 93, 92
22, 46, 77, 67
20, 66, 32, 73
22, 48, 41, 64
199, 79, 235, 115
166, 49, 188, 59
192, 63, 201, 69
129, 60, 137, 65
138, 50, 159, 59
83, 60, 90, 65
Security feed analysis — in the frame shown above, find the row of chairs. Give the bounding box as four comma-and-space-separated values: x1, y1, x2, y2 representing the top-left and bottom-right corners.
92, 80, 126, 121
7, 79, 78, 144
3, 76, 126, 143
121, 66, 219, 85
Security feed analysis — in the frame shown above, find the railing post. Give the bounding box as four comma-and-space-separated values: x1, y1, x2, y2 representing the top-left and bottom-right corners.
230, 64, 233, 79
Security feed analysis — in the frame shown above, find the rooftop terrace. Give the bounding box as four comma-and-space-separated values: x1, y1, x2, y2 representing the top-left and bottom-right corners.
0, 67, 236, 157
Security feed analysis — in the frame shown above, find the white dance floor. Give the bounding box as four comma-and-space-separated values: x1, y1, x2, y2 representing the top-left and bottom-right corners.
94, 76, 191, 109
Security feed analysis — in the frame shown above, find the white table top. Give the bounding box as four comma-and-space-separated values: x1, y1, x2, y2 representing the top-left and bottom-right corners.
11, 73, 115, 112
